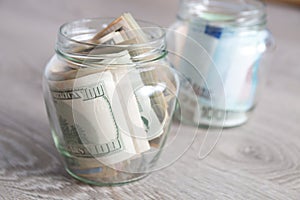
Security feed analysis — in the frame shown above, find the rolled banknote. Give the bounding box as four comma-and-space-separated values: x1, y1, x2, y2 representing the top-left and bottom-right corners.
49, 51, 151, 165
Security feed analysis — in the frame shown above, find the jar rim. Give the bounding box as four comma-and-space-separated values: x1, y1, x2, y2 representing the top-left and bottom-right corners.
58, 17, 166, 48
178, 0, 267, 30
56, 17, 167, 66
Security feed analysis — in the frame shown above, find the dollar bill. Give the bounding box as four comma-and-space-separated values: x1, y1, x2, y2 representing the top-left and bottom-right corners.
50, 51, 153, 164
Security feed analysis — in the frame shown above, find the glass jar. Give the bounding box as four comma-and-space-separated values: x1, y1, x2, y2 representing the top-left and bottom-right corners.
168, 0, 273, 127
43, 18, 178, 185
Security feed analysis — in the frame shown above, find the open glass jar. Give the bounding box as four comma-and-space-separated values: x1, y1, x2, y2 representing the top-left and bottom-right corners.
43, 18, 178, 185
168, 0, 273, 127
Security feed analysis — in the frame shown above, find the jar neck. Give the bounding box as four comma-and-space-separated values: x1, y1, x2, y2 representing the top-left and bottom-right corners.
177, 0, 267, 30
56, 18, 167, 68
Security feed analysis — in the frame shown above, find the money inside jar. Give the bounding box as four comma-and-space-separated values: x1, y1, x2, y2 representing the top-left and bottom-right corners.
46, 13, 176, 182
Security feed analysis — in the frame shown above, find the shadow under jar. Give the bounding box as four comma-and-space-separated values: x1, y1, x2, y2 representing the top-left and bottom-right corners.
43, 18, 179, 185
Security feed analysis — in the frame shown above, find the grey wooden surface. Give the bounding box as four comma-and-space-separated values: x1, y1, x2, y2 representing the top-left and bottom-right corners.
0, 0, 300, 199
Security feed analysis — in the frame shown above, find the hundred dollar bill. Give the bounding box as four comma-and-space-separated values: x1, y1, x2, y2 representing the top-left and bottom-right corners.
49, 52, 152, 165
50, 65, 169, 144
50, 56, 168, 144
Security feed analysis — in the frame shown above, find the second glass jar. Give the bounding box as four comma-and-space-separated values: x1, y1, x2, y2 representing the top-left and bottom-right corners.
168, 0, 273, 127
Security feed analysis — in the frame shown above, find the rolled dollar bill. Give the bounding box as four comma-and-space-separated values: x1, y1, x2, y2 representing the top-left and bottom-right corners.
49, 51, 151, 165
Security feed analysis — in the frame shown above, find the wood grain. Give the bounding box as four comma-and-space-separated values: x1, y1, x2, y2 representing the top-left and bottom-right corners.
0, 0, 299, 199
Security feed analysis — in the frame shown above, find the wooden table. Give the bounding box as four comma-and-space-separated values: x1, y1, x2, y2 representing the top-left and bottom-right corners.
0, 1, 299, 199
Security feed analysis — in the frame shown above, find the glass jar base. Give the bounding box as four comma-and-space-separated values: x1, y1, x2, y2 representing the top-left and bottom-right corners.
59, 152, 150, 186
177, 107, 252, 128
65, 167, 149, 186
199, 111, 248, 128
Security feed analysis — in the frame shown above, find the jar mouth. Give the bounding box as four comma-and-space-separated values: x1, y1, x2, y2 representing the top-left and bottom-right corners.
56, 17, 167, 66
178, 0, 266, 29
